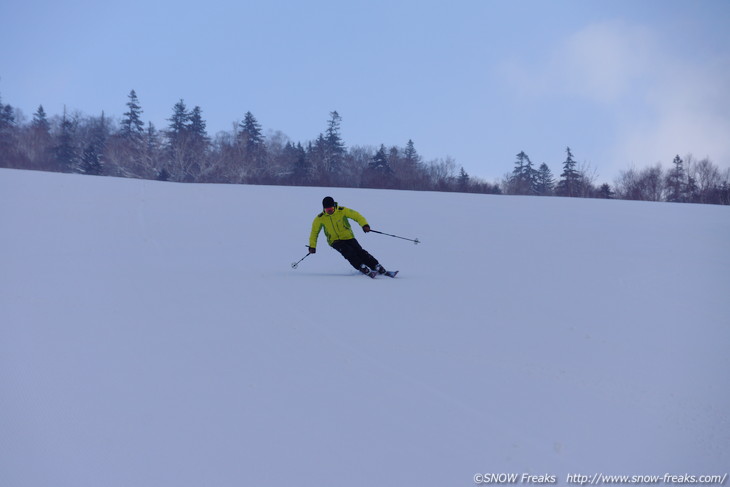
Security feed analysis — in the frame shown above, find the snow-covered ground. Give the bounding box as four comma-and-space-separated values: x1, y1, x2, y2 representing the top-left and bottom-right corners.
1, 168, 728, 487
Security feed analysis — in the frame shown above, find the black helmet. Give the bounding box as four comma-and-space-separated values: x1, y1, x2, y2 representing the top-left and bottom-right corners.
322, 196, 335, 208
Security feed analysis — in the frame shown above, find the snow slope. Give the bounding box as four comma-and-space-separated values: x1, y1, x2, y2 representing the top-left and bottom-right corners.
1, 168, 728, 487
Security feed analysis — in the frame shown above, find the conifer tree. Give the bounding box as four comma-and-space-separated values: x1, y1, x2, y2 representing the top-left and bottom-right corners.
188, 106, 208, 142
80, 143, 103, 175
188, 106, 210, 156
397, 139, 424, 189
54, 108, 77, 172
324, 111, 345, 175
238, 111, 267, 180
0, 95, 13, 132
32, 105, 51, 133
556, 146, 580, 197
0, 95, 17, 167
165, 99, 191, 180
27, 105, 54, 170
0, 96, 14, 138
116, 91, 144, 176
239, 111, 264, 152
81, 112, 109, 175
307, 135, 327, 183
458, 167, 470, 191
145, 122, 164, 179
184, 106, 210, 180
535, 163, 555, 196
510, 151, 538, 195
404, 139, 420, 166
362, 144, 394, 188
665, 155, 686, 202
369, 144, 391, 172
597, 183, 614, 199
145, 122, 160, 156
120, 90, 145, 141
290, 142, 311, 184
167, 99, 189, 144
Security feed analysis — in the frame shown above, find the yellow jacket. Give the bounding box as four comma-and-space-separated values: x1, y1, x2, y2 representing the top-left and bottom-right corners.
309, 205, 369, 248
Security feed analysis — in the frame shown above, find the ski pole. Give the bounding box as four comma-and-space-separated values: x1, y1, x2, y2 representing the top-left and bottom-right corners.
291, 252, 311, 269
370, 230, 420, 245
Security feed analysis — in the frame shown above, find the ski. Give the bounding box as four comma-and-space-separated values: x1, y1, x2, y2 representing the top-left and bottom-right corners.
360, 265, 397, 279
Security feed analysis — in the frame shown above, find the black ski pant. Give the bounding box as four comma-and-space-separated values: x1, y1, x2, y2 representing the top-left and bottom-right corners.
331, 238, 379, 272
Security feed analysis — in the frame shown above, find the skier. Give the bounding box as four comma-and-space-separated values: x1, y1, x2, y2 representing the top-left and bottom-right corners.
308, 196, 395, 277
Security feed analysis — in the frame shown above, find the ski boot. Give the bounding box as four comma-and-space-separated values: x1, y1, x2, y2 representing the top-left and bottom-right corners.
375, 264, 398, 278
360, 264, 377, 278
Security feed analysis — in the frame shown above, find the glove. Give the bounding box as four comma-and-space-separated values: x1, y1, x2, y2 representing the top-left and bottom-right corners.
362, 225, 371, 233
308, 246, 316, 254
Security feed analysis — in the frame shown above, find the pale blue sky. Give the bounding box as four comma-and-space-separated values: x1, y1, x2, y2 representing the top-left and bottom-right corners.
2, 0, 729, 182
